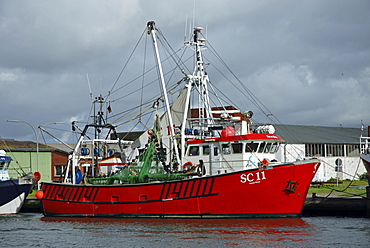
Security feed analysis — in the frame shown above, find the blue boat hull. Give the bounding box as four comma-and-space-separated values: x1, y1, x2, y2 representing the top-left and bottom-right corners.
0, 179, 33, 214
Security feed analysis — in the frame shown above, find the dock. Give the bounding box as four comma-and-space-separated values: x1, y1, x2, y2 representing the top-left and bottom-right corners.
21, 187, 370, 217
21, 197, 42, 213
302, 196, 368, 217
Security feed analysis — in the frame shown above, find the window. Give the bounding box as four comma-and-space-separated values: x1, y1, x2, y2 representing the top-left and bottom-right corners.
270, 142, 279, 153
305, 144, 325, 157
246, 142, 259, 152
55, 164, 67, 176
214, 146, 219, 156
0, 161, 7, 170
258, 142, 266, 153
327, 144, 344, 157
305, 144, 359, 157
347, 144, 360, 156
188, 146, 199, 156
231, 143, 243, 154
264, 143, 272, 153
202, 145, 210, 155
222, 144, 231, 154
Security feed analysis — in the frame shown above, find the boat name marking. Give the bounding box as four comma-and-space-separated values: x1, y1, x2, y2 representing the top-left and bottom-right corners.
240, 171, 266, 184
266, 135, 278, 139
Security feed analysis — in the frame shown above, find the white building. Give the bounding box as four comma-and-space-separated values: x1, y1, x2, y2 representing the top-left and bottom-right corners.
274, 124, 366, 182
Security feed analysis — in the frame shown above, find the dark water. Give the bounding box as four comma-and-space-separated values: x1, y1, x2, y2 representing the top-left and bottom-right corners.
1, 214, 369, 247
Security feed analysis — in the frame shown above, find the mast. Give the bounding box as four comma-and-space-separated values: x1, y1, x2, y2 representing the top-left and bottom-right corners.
93, 94, 106, 139
180, 27, 214, 160
193, 27, 213, 129
64, 94, 117, 183
147, 21, 181, 167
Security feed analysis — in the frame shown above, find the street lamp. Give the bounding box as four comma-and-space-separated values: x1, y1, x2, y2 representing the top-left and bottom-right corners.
7, 120, 39, 173
7, 120, 65, 189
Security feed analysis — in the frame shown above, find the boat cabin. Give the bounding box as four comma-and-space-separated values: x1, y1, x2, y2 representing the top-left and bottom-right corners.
183, 131, 285, 175
0, 150, 11, 181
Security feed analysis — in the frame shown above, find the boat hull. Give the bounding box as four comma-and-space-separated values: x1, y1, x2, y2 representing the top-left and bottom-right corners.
0, 179, 33, 214
41, 160, 320, 218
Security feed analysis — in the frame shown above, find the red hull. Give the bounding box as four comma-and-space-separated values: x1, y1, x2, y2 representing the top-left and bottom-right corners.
40, 160, 319, 218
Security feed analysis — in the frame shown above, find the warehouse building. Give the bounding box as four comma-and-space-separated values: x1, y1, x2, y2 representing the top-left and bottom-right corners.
1, 124, 366, 183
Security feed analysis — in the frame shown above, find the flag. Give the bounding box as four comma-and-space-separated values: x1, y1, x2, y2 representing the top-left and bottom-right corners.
107, 105, 112, 113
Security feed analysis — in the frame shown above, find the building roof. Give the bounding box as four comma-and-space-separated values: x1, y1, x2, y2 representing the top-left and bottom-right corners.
273, 124, 362, 144
1, 124, 365, 153
0, 139, 69, 153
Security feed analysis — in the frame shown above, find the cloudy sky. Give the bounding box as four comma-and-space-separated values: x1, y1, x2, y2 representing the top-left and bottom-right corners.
1, 0, 369, 144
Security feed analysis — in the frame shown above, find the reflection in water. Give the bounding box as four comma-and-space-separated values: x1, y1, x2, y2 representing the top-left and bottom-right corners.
2, 214, 370, 247
41, 217, 314, 247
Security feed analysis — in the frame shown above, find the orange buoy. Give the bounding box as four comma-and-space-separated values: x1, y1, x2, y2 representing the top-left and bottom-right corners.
35, 190, 44, 199
33, 172, 41, 182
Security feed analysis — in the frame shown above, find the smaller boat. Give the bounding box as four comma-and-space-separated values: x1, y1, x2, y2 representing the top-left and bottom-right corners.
360, 126, 370, 185
0, 149, 34, 214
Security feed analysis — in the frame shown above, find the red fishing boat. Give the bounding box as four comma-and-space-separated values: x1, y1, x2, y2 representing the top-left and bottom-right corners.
39, 21, 320, 218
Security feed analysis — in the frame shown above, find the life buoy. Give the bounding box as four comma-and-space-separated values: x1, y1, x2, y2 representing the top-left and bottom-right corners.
147, 129, 153, 136
183, 161, 194, 172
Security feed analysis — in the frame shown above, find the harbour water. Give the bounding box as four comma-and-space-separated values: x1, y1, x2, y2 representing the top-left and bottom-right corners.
1, 213, 370, 247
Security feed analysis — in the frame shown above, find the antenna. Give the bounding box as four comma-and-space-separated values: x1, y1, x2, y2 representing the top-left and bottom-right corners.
189, 21, 192, 41
192, 0, 196, 29
206, 25, 208, 41
184, 15, 187, 41
99, 78, 102, 98
86, 73, 93, 102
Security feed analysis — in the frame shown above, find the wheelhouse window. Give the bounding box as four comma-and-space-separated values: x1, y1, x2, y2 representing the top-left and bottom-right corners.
222, 144, 231, 154
0, 161, 8, 170
214, 146, 219, 156
270, 142, 279, 153
263, 143, 272, 153
258, 142, 266, 153
231, 143, 243, 154
246, 142, 259, 152
188, 146, 199, 156
202, 145, 210, 155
